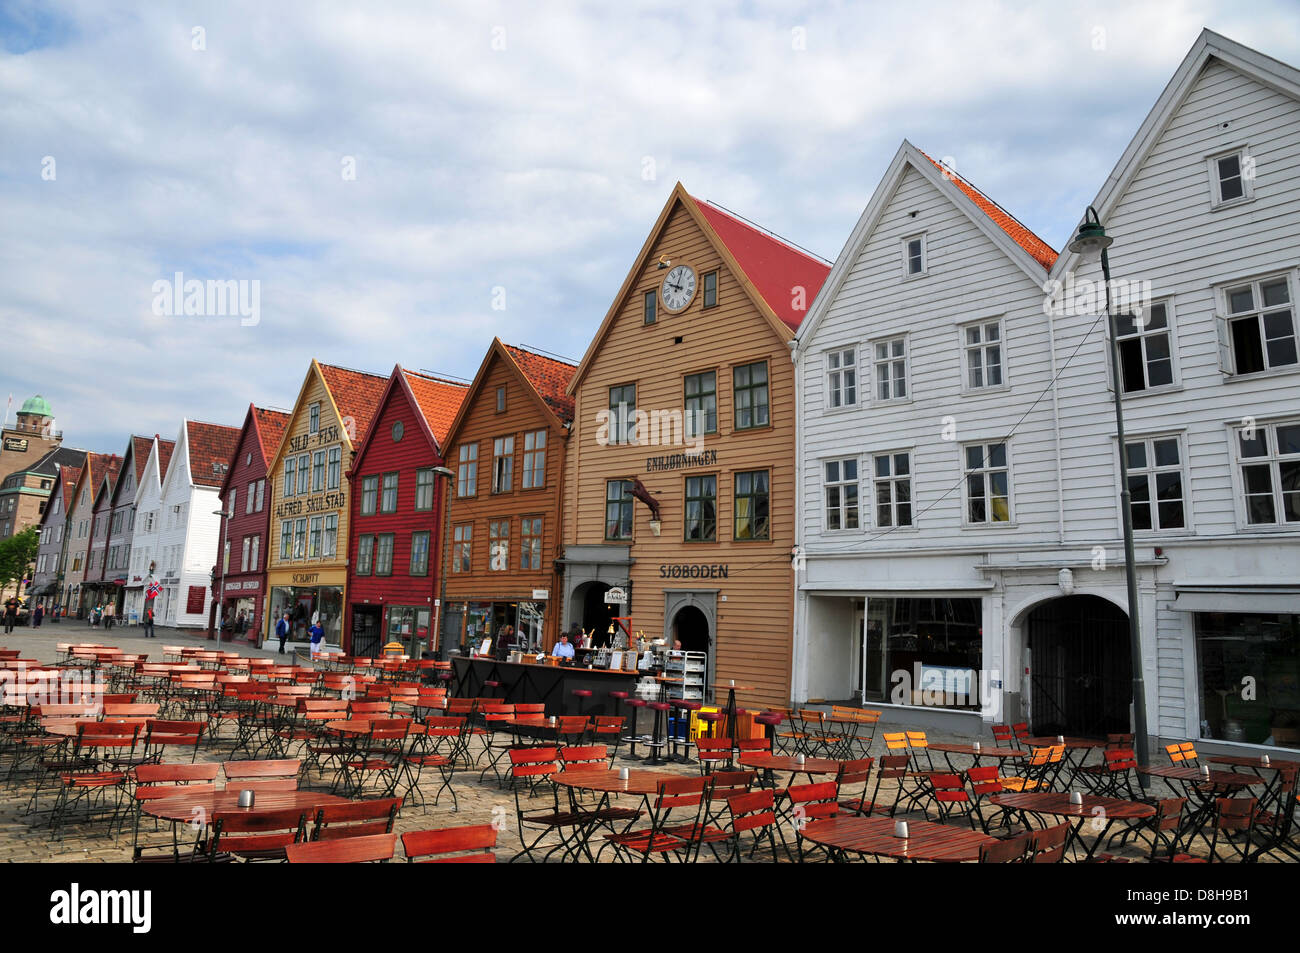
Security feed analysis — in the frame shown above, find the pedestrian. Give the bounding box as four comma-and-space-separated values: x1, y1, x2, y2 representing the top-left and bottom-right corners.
104, 602, 115, 630
308, 619, 324, 658
143, 604, 155, 639
276, 612, 291, 654
33, 604, 43, 627
2, 597, 17, 634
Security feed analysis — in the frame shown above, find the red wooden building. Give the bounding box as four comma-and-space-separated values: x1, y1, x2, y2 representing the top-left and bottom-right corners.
343, 366, 467, 657
213, 404, 291, 644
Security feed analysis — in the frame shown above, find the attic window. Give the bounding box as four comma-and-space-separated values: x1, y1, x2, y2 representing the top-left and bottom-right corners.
496, 387, 506, 413
1209, 149, 1253, 208
309, 403, 321, 434
643, 291, 657, 325
702, 271, 719, 309
903, 234, 927, 278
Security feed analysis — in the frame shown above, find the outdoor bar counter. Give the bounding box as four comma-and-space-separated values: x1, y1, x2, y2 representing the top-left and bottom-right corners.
451, 656, 642, 715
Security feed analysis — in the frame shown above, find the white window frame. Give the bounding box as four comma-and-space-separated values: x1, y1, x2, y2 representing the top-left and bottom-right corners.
870, 448, 915, 530
961, 440, 1014, 527
1206, 146, 1254, 210
1112, 299, 1180, 396
822, 456, 861, 533
1117, 432, 1191, 535
959, 316, 1008, 393
824, 346, 859, 410
901, 233, 928, 279
1228, 417, 1300, 530
1216, 272, 1299, 378
871, 335, 910, 404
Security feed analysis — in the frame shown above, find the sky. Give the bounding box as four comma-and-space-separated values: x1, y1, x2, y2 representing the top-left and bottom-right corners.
3, 0, 1300, 454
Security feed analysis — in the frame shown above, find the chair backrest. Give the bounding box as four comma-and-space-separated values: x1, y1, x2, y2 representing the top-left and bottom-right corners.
133, 762, 220, 800
836, 758, 874, 790
402, 824, 498, 863
1026, 822, 1070, 863
991, 724, 1014, 745
144, 719, 205, 751
1214, 796, 1256, 832
695, 737, 731, 765
877, 754, 910, 778
287, 832, 396, 863
223, 759, 301, 782
728, 789, 777, 836
1154, 797, 1187, 833
1165, 742, 1198, 764
210, 808, 307, 858
348, 701, 392, 717
706, 770, 756, 798
978, 830, 1031, 863
1103, 747, 1137, 773
589, 715, 623, 735
558, 746, 608, 770
655, 774, 709, 809
423, 716, 465, 738
1106, 733, 1135, 749
365, 718, 411, 741
966, 764, 1004, 795
75, 720, 141, 751
786, 781, 839, 822
509, 746, 559, 781
882, 731, 908, 753
929, 773, 969, 803
556, 715, 588, 735
312, 797, 401, 840
905, 730, 928, 749
736, 737, 770, 754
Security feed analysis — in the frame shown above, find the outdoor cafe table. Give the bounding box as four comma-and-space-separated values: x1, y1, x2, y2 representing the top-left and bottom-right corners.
1206, 754, 1299, 805
928, 743, 1026, 772
798, 814, 998, 863
1020, 736, 1106, 782
739, 752, 841, 788
990, 791, 1155, 860
1139, 764, 1265, 851
551, 768, 666, 861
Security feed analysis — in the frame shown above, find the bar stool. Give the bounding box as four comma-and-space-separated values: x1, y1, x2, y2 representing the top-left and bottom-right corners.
482, 678, 504, 701
621, 698, 647, 761
644, 701, 671, 766
569, 688, 593, 717
670, 700, 701, 764
607, 690, 628, 722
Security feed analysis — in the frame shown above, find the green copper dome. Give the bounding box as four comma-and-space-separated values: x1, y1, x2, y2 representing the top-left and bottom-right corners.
20, 395, 52, 417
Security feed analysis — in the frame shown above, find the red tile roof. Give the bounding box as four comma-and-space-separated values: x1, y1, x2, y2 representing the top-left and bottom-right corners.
922, 153, 1058, 270
318, 363, 390, 447
129, 435, 153, 484
96, 456, 123, 507
187, 421, 241, 488
77, 453, 119, 510
504, 345, 577, 424
688, 195, 831, 331
59, 466, 81, 511
156, 438, 176, 487
402, 370, 470, 448
253, 407, 292, 469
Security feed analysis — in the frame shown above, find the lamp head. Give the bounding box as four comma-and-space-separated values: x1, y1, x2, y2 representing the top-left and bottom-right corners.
1068, 209, 1113, 263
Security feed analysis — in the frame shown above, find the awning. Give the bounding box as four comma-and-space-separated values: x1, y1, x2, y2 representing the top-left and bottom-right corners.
1173, 588, 1300, 614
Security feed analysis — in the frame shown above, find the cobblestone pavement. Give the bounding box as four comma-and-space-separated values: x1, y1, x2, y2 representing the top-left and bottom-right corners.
0, 631, 1285, 862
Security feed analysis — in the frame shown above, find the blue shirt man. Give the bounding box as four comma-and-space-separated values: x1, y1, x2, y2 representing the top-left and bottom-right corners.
552, 635, 575, 659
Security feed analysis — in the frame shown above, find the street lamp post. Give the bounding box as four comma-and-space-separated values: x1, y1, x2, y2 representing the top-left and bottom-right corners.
428, 466, 455, 662
1068, 206, 1150, 787
212, 507, 230, 643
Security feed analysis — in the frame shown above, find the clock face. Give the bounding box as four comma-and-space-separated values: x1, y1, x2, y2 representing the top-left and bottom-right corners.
660, 265, 697, 312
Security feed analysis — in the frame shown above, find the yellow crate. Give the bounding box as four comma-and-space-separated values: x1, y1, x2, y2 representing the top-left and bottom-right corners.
689, 706, 720, 742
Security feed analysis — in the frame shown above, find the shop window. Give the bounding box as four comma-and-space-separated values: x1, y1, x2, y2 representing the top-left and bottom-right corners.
1196, 612, 1299, 749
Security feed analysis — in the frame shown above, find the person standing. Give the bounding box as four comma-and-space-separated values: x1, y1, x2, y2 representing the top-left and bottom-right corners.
33, 604, 43, 627
142, 604, 155, 638
104, 602, 116, 631
308, 619, 324, 658
3, 597, 17, 634
275, 612, 291, 654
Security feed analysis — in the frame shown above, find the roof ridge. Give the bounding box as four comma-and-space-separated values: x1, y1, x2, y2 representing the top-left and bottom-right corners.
318, 361, 389, 381
504, 342, 579, 367
696, 199, 833, 266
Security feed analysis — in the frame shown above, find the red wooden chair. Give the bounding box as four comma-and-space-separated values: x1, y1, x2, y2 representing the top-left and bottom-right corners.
978, 830, 1031, 863
127, 762, 221, 861
600, 775, 710, 863
141, 720, 205, 763
49, 721, 142, 838
784, 780, 841, 862
206, 807, 308, 861
287, 832, 397, 863
1025, 821, 1071, 863
1208, 796, 1256, 863
310, 796, 401, 840
402, 824, 498, 863
223, 758, 301, 791
833, 757, 875, 816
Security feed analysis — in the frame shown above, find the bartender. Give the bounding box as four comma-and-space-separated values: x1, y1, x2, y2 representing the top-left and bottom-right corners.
551, 633, 576, 661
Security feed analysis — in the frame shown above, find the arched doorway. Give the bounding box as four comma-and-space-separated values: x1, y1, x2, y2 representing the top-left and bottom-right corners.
672, 605, 710, 653
1027, 595, 1131, 737
573, 582, 619, 645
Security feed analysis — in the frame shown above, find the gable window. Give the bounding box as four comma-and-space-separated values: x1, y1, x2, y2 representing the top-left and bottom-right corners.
375, 534, 394, 575
241, 537, 251, 573
489, 520, 510, 571
414, 468, 435, 511
605, 480, 633, 540
684, 372, 717, 437
684, 475, 717, 542
293, 518, 307, 559
733, 362, 769, 430
733, 470, 770, 540
309, 403, 320, 435
874, 452, 912, 527
410, 531, 430, 576
380, 472, 398, 513
874, 338, 908, 401
1209, 149, 1253, 207
826, 348, 857, 409
457, 444, 478, 498
296, 453, 310, 495
964, 442, 1011, 524
702, 270, 719, 309
521, 517, 542, 570
496, 387, 506, 413
824, 458, 859, 531
1237, 420, 1300, 526
608, 384, 636, 445
492, 437, 514, 493
284, 458, 296, 498
327, 447, 341, 489
643, 290, 657, 325
312, 451, 326, 492
1125, 436, 1185, 531
356, 535, 374, 575
452, 524, 472, 572
1115, 303, 1174, 393
246, 481, 256, 514
360, 475, 378, 516
522, 430, 547, 489
1223, 276, 1297, 375
903, 234, 927, 277
308, 516, 322, 558
323, 515, 337, 557
250, 535, 259, 571
963, 321, 1004, 390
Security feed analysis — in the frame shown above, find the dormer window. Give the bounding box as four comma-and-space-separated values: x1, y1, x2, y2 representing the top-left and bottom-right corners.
902, 234, 927, 278
1209, 149, 1254, 208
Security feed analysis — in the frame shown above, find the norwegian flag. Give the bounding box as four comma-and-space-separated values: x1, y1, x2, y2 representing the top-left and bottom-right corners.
146, 581, 161, 600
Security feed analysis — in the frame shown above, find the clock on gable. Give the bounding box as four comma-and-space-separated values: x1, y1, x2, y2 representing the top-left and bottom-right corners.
660, 264, 697, 313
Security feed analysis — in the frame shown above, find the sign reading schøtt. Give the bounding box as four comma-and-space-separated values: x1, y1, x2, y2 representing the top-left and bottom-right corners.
605, 587, 628, 604
292, 573, 320, 584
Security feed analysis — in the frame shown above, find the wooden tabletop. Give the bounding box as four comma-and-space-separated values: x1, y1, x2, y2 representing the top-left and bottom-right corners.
713, 683, 756, 691
799, 815, 997, 862
929, 743, 1025, 759
1140, 765, 1264, 788
142, 789, 349, 822
990, 792, 1155, 819
1207, 754, 1300, 769
551, 768, 667, 796
1021, 736, 1106, 749
739, 753, 842, 774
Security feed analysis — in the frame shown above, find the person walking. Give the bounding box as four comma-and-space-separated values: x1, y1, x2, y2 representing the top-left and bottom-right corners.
308, 619, 325, 659
33, 604, 43, 627
104, 602, 115, 631
275, 612, 291, 654
143, 604, 155, 639
2, 597, 17, 634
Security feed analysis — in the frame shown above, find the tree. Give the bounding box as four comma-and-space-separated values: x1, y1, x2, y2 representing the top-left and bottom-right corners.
0, 527, 40, 596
